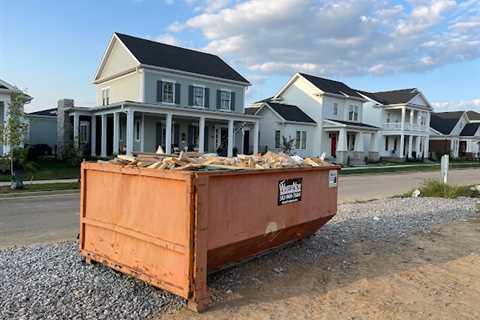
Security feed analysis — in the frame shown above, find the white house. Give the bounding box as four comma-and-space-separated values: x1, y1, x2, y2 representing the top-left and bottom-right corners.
64, 32, 260, 158
429, 111, 480, 159
359, 88, 432, 160
0, 78, 32, 156
249, 73, 380, 165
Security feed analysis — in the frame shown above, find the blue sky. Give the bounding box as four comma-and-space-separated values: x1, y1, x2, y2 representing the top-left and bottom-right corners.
1, 0, 479, 112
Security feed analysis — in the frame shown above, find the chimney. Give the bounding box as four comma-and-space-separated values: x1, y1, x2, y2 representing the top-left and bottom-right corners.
57, 99, 75, 159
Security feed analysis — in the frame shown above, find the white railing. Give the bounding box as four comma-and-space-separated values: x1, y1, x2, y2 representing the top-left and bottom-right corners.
383, 122, 427, 131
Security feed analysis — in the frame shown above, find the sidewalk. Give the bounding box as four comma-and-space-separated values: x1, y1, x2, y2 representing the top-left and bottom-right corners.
0, 178, 79, 187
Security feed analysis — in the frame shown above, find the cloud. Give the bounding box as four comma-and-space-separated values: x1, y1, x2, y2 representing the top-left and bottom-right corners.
432, 98, 480, 112
167, 0, 480, 77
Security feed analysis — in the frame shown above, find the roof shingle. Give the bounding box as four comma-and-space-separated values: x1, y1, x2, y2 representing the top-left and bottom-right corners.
430, 111, 464, 135
299, 73, 363, 99
460, 123, 480, 136
115, 33, 250, 84
358, 88, 418, 105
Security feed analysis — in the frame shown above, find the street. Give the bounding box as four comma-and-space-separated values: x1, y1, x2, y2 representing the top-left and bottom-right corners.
0, 168, 479, 248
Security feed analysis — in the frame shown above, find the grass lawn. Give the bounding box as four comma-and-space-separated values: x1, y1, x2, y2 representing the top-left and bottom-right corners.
400, 179, 480, 199
0, 159, 80, 182
340, 161, 480, 175
0, 182, 80, 194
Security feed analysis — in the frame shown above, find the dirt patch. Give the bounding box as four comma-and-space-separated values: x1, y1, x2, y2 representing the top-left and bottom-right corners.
160, 218, 480, 320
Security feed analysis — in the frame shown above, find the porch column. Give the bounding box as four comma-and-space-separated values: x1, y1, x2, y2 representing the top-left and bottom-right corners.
90, 115, 96, 157
337, 128, 347, 152
100, 114, 107, 158
126, 110, 134, 155
140, 113, 145, 152
253, 120, 259, 154
408, 135, 413, 158
354, 132, 364, 152
424, 136, 430, 159
400, 134, 405, 158
113, 112, 119, 155
401, 107, 406, 131
409, 109, 414, 130
198, 116, 205, 153
73, 113, 80, 148
227, 119, 234, 157
165, 113, 172, 154
369, 132, 379, 152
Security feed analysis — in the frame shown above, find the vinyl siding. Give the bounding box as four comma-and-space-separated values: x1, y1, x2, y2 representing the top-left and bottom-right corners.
96, 72, 141, 106
26, 116, 57, 149
97, 38, 138, 81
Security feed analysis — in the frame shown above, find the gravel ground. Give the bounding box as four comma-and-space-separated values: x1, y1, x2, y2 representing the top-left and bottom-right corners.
1, 197, 478, 319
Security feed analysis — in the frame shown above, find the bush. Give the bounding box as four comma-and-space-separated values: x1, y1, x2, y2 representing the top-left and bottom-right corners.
412, 179, 479, 199
62, 144, 84, 166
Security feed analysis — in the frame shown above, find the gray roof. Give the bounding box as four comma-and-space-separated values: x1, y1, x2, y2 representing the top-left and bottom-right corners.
299, 73, 363, 99
28, 108, 57, 117
115, 33, 250, 84
467, 111, 480, 121
358, 88, 418, 105
266, 102, 316, 123
460, 123, 480, 136
327, 119, 379, 129
244, 107, 260, 115
430, 111, 464, 135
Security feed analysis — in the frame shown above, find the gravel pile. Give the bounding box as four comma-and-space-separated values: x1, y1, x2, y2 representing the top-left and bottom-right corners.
1, 197, 478, 319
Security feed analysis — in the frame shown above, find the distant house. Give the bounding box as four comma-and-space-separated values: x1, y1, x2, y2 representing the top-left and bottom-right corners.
430, 111, 480, 159
359, 88, 432, 160
25, 108, 57, 154
0, 78, 32, 156
63, 32, 260, 158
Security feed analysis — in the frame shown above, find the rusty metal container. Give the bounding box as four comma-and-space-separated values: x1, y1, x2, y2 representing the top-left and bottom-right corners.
79, 162, 339, 311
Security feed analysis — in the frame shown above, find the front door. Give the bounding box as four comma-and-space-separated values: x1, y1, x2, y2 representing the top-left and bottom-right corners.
243, 130, 250, 155
330, 134, 337, 157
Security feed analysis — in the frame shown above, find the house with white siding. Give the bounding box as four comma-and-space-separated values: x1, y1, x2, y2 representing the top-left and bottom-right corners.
359, 88, 432, 160
248, 73, 380, 165
429, 111, 480, 159
63, 33, 260, 158
0, 79, 32, 156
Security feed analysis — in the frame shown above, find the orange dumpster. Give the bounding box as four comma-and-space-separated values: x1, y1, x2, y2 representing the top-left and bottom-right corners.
79, 162, 339, 311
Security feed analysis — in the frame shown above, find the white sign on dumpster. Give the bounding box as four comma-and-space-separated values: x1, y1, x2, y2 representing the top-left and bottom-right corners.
328, 170, 338, 188
441, 154, 449, 184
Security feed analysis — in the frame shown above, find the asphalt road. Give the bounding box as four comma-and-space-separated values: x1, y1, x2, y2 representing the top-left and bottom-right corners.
0, 168, 479, 248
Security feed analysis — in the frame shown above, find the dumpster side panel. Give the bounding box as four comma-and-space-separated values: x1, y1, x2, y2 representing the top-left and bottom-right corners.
204, 168, 337, 270
80, 163, 194, 298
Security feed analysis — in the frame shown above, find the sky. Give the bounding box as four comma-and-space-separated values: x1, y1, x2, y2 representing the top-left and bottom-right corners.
1, 0, 479, 113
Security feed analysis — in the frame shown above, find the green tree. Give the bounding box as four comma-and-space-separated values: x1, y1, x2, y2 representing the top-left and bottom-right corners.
0, 92, 30, 188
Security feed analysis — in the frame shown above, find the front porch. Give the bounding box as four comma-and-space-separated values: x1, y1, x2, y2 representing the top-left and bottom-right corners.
381, 134, 429, 160
68, 102, 260, 158
323, 121, 380, 166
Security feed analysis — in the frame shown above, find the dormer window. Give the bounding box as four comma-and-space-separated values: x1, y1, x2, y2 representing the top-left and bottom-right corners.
162, 81, 174, 104
102, 88, 110, 106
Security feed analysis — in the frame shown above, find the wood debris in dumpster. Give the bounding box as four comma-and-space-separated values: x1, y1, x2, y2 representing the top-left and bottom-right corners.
106, 151, 330, 171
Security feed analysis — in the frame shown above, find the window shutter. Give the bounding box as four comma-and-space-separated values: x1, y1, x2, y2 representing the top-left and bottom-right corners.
188, 85, 194, 106
175, 83, 181, 104
156, 81, 163, 102
216, 90, 221, 109
204, 88, 210, 108
230, 92, 235, 111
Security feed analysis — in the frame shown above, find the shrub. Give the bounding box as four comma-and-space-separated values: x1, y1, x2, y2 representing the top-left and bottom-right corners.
413, 179, 478, 199
62, 144, 84, 166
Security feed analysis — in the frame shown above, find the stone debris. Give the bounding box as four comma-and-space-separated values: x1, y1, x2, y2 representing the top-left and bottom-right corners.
107, 151, 331, 171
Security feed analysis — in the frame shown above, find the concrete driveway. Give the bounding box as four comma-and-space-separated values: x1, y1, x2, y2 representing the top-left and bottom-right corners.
0, 168, 479, 248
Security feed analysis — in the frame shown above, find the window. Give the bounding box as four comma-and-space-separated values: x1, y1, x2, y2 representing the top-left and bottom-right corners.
162, 81, 174, 104
347, 134, 355, 151
101, 88, 110, 106
79, 121, 89, 144
275, 130, 281, 148
348, 105, 359, 121
333, 103, 338, 116
295, 131, 307, 149
220, 90, 231, 110
193, 86, 205, 107
135, 119, 141, 142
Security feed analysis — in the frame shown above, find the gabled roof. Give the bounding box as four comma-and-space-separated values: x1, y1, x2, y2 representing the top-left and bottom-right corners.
358, 88, 418, 105
27, 108, 57, 117
430, 111, 464, 135
246, 101, 316, 124
460, 123, 480, 137
326, 119, 379, 129
467, 111, 480, 121
299, 73, 363, 99
114, 33, 250, 84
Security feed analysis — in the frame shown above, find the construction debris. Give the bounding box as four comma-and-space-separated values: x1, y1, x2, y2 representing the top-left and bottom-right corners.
108, 151, 331, 171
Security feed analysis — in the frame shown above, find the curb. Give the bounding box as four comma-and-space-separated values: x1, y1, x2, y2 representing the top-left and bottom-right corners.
0, 189, 80, 199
